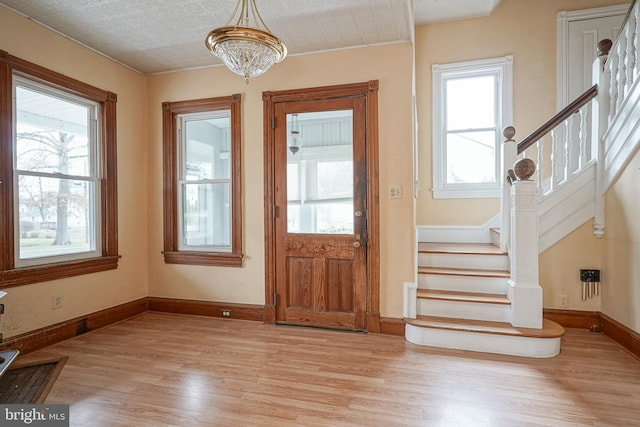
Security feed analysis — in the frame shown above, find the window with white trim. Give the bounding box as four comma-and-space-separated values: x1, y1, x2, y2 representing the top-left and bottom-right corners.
432, 55, 512, 199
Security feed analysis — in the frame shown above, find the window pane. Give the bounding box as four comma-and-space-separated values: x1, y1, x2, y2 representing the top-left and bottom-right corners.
446, 130, 496, 184
16, 86, 91, 176
317, 161, 353, 199
18, 175, 96, 259
446, 75, 495, 130
286, 110, 354, 234
184, 116, 230, 181
181, 182, 230, 248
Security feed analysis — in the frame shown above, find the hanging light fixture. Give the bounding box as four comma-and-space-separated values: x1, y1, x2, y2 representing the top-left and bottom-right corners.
205, 0, 287, 84
289, 113, 302, 155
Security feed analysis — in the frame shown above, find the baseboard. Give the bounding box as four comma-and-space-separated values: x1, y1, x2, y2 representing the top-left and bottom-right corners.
148, 297, 265, 322
3, 299, 637, 360
0, 298, 148, 355
379, 317, 405, 336
543, 308, 601, 330
599, 313, 640, 361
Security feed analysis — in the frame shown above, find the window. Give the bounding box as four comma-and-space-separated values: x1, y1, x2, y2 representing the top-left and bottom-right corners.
162, 95, 242, 267
0, 51, 119, 288
432, 56, 512, 198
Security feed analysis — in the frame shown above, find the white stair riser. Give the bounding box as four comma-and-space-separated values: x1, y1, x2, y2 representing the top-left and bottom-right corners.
417, 298, 511, 323
418, 274, 508, 295
405, 324, 561, 358
418, 252, 508, 270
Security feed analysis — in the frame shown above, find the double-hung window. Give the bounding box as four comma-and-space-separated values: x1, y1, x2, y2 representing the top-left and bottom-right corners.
162, 95, 242, 267
0, 51, 119, 288
432, 56, 513, 198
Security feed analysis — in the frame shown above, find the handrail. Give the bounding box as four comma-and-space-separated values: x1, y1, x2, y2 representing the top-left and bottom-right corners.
517, 84, 598, 154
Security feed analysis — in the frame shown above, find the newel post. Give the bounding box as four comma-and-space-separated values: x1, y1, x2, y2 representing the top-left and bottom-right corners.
500, 126, 518, 252
508, 158, 543, 329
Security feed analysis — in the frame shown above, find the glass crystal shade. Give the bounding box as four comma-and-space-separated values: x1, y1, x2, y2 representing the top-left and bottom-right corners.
206, 26, 287, 83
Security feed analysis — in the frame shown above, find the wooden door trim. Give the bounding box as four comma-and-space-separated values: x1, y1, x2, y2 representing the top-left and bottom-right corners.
262, 80, 380, 331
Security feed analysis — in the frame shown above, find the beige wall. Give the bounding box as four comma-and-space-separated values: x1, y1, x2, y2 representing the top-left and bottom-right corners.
603, 148, 640, 332
146, 45, 415, 317
0, 7, 149, 337
414, 0, 623, 311
2, 0, 636, 339
415, 0, 625, 226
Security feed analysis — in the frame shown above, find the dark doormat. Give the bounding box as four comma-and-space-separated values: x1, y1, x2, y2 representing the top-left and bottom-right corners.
0, 357, 67, 404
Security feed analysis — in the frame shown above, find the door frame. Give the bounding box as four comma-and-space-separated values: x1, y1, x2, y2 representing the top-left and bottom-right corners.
557, 4, 629, 108
262, 81, 381, 332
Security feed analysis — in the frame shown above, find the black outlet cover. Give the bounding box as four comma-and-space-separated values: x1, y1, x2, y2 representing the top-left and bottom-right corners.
580, 269, 600, 282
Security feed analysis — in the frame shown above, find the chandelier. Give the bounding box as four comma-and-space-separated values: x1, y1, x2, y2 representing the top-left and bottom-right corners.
205, 0, 287, 84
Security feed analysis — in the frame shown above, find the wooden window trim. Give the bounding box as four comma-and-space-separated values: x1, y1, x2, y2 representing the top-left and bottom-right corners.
0, 50, 119, 289
162, 94, 243, 267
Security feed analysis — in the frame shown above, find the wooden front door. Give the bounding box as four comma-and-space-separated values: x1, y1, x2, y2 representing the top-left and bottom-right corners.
272, 96, 368, 330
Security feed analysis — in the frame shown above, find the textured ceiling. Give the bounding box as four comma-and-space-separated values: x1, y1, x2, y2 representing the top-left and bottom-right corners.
0, 0, 502, 75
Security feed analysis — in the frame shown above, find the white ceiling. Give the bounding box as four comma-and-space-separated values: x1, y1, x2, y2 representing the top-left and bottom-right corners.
0, 0, 502, 75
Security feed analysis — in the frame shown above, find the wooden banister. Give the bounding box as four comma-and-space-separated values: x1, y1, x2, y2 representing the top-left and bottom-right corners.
517, 84, 598, 154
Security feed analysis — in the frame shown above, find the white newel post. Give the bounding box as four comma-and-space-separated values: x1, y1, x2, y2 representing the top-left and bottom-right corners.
508, 159, 543, 329
500, 127, 518, 253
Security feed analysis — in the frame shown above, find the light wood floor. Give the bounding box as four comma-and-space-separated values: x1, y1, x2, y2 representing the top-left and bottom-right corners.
16, 312, 640, 426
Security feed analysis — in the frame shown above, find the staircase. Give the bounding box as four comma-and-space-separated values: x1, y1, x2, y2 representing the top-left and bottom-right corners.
405, 242, 564, 358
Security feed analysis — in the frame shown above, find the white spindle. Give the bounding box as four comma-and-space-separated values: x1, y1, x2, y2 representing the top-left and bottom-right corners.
579, 107, 588, 168
635, 4, 640, 81
536, 139, 543, 194
625, 18, 634, 97
608, 51, 619, 122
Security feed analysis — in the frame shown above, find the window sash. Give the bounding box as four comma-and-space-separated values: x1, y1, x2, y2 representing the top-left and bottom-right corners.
13, 76, 103, 267
432, 56, 513, 199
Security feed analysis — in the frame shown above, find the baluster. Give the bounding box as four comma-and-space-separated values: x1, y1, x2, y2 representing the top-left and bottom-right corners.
536, 139, 543, 194
626, 16, 635, 97
568, 111, 578, 175
579, 106, 588, 168
563, 117, 570, 183
608, 50, 619, 122
635, 4, 640, 81
617, 38, 626, 110
551, 128, 559, 192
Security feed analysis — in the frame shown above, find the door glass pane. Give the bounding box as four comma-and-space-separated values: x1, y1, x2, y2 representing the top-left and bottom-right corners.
286, 110, 354, 234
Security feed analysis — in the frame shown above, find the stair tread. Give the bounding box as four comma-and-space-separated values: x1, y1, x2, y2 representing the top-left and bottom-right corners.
418, 242, 505, 255
407, 316, 565, 338
418, 266, 510, 278
417, 289, 510, 305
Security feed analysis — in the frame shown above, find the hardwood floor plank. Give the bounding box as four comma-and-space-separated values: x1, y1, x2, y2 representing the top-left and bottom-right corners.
13, 312, 640, 426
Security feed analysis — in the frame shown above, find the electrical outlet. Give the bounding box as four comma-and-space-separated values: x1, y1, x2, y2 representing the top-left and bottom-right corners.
222, 310, 231, 317
389, 185, 402, 199
52, 294, 64, 310
559, 294, 569, 308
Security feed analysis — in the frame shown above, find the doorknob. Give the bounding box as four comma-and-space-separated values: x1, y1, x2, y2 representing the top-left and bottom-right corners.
353, 241, 361, 248
354, 211, 362, 217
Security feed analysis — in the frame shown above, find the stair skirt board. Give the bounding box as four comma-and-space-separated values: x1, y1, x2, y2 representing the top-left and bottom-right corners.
417, 298, 511, 323
418, 273, 509, 294
405, 323, 561, 358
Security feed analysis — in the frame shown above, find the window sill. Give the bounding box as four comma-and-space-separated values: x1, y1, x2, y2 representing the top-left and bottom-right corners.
432, 186, 500, 199
163, 251, 244, 267
0, 256, 120, 289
